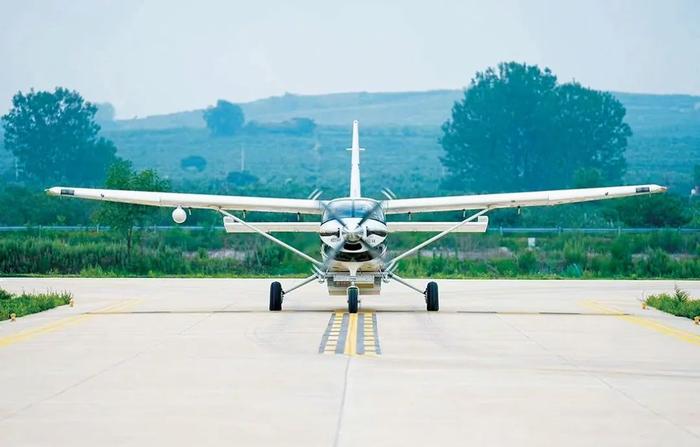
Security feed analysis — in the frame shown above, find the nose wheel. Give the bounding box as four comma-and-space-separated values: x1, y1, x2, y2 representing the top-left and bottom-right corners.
347, 286, 359, 313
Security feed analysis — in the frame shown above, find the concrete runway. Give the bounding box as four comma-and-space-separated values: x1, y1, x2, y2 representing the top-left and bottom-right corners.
1, 278, 699, 446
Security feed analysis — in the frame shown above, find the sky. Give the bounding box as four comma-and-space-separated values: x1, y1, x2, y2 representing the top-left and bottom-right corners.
1, 0, 699, 118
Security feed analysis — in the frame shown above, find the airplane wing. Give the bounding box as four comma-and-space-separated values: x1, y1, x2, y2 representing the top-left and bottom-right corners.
382, 184, 666, 214
46, 187, 322, 214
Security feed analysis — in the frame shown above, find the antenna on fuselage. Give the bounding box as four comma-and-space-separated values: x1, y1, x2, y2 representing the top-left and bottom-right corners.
347, 120, 364, 198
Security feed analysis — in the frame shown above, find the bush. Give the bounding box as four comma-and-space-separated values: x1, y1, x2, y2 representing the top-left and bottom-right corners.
563, 239, 586, 267
517, 250, 538, 274
645, 287, 700, 319
0, 229, 698, 279
639, 249, 672, 277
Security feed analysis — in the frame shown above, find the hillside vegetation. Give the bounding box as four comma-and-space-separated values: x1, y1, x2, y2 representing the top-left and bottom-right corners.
3, 89, 699, 193
102, 90, 700, 193
109, 90, 700, 130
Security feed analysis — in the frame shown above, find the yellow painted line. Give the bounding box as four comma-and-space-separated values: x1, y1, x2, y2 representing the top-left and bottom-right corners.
319, 310, 381, 356
0, 300, 140, 349
344, 313, 358, 355
581, 300, 700, 347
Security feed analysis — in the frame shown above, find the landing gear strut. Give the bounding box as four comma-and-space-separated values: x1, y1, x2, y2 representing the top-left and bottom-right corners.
269, 281, 283, 311
347, 286, 359, 314
425, 281, 439, 311
385, 271, 440, 312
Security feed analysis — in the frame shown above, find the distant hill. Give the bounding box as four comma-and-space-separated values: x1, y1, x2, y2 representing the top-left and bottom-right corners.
110, 89, 700, 136
3, 89, 698, 194
111, 90, 463, 130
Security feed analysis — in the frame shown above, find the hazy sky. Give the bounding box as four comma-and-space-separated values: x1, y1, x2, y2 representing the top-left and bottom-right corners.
2, 0, 699, 118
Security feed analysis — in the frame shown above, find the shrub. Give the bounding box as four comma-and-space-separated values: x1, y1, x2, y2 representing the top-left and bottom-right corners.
639, 249, 672, 277
563, 239, 586, 267
517, 250, 538, 274
645, 287, 700, 319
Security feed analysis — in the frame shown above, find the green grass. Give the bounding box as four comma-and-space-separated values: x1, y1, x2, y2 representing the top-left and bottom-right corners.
645, 288, 700, 320
0, 288, 73, 321
1, 229, 699, 279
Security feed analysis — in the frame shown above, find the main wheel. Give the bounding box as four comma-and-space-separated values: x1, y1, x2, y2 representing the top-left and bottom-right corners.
269, 281, 283, 311
347, 286, 359, 314
425, 281, 439, 311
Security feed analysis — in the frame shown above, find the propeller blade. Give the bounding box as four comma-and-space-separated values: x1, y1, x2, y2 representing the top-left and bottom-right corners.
357, 199, 383, 227
320, 239, 346, 272
319, 200, 350, 230
358, 238, 385, 263
318, 199, 386, 272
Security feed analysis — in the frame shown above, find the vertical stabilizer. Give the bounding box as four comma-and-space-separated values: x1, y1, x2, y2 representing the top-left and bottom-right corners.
348, 120, 363, 198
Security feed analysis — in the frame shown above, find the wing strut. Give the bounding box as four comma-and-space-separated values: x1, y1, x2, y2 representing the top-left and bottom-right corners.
385, 208, 490, 271
218, 209, 323, 267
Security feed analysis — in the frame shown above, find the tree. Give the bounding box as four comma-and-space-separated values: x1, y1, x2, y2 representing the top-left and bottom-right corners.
1, 88, 117, 185
440, 62, 631, 193
94, 103, 116, 124
93, 160, 169, 256
203, 100, 244, 136
288, 117, 316, 135
226, 170, 258, 186
605, 193, 690, 227
572, 167, 602, 188
180, 155, 207, 172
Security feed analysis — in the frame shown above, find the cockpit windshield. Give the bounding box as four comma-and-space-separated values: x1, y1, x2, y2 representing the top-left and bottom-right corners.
322, 199, 384, 223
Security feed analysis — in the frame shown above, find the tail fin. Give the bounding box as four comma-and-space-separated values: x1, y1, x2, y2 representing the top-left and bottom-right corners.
348, 120, 363, 198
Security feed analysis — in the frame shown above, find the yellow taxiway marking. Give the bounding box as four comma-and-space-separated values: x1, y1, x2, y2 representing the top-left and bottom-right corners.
581, 300, 700, 347
319, 310, 381, 356
345, 313, 358, 355
0, 300, 140, 349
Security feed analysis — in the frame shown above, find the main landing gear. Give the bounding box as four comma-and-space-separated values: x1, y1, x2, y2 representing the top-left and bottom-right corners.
386, 271, 440, 312
268, 276, 439, 313
425, 281, 439, 311
269, 281, 283, 311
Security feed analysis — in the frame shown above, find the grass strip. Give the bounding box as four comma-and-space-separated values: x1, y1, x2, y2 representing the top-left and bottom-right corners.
0, 288, 73, 321
645, 288, 700, 320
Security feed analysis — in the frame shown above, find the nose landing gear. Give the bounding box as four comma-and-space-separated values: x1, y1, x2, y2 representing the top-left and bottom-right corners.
347, 286, 359, 313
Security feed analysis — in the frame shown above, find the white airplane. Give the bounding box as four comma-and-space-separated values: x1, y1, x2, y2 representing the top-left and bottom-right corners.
47, 120, 666, 313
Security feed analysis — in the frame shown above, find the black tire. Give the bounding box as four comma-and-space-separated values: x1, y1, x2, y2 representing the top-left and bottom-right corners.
347, 286, 359, 314
426, 281, 439, 311
269, 281, 283, 311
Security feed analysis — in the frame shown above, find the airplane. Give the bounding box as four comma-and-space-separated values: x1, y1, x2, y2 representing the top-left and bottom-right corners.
47, 120, 666, 313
